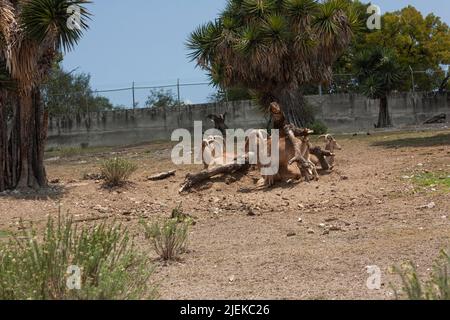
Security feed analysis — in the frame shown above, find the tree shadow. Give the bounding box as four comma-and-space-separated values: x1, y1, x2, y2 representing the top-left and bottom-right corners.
0, 185, 66, 201
236, 168, 333, 193
371, 133, 450, 149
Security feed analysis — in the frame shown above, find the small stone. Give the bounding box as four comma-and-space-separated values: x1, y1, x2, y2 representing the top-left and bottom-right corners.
417, 202, 436, 210
341, 176, 349, 181
93, 205, 109, 214
287, 232, 296, 237
307, 229, 315, 234
298, 218, 303, 223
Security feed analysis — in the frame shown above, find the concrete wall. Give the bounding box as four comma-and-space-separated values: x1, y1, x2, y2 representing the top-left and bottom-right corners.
47, 92, 450, 148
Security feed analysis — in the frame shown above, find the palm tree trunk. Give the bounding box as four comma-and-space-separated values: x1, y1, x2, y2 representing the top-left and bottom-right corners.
376, 95, 392, 128
0, 88, 48, 191
273, 87, 314, 128
0, 90, 7, 192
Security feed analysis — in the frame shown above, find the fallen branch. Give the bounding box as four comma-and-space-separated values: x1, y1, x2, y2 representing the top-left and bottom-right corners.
424, 113, 446, 125
180, 160, 249, 193
73, 215, 114, 223
283, 125, 319, 182
148, 170, 176, 181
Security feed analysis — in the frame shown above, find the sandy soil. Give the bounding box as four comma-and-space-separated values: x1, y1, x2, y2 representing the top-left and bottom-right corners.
0, 129, 449, 300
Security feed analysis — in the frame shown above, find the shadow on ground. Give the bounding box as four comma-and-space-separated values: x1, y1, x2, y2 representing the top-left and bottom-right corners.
0, 185, 66, 201
371, 133, 450, 149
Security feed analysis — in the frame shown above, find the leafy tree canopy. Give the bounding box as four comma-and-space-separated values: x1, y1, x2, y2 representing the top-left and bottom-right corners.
208, 87, 253, 103
42, 63, 115, 117
187, 0, 357, 125
145, 88, 182, 108
336, 4, 450, 92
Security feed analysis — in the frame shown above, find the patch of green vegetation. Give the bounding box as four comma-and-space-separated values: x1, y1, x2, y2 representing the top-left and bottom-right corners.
0, 214, 156, 300
101, 157, 137, 187
413, 172, 450, 192
392, 250, 450, 300
0, 230, 10, 239
141, 215, 191, 262
309, 120, 328, 135
45, 146, 113, 159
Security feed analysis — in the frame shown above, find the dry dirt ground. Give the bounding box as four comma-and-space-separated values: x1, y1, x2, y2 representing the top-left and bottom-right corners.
0, 129, 449, 300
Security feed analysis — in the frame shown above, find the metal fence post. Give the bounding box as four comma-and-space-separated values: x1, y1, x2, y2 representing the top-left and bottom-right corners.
177, 78, 181, 107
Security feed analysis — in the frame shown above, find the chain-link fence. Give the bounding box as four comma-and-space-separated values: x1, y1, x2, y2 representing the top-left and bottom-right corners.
45, 67, 449, 117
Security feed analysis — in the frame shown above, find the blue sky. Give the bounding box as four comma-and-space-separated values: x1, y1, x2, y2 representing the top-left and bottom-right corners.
62, 0, 450, 107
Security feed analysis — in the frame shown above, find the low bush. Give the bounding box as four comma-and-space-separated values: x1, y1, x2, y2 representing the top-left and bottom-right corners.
101, 157, 137, 187
393, 250, 450, 300
0, 214, 156, 300
59, 147, 82, 158
141, 217, 190, 261
309, 120, 328, 135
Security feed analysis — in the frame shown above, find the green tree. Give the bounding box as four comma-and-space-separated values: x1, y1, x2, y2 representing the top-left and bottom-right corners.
187, 0, 358, 127
353, 47, 403, 128
42, 65, 115, 117
145, 88, 181, 108
365, 6, 450, 92
334, 5, 450, 93
208, 87, 252, 103
0, 0, 90, 191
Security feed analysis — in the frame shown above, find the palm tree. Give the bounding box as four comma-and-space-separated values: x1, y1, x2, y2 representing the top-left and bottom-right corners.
353, 47, 403, 128
0, 0, 90, 191
187, 0, 359, 127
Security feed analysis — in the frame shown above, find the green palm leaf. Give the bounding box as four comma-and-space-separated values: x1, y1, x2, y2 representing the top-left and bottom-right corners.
234, 24, 266, 55
186, 21, 222, 64
283, 0, 318, 19
262, 14, 291, 41
20, 0, 91, 52
242, 0, 277, 17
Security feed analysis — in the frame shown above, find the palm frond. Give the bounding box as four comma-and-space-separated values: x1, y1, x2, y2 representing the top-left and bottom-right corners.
234, 23, 266, 56
262, 14, 291, 41
186, 20, 223, 66
20, 0, 91, 52
242, 0, 277, 18
283, 0, 318, 20
354, 47, 403, 98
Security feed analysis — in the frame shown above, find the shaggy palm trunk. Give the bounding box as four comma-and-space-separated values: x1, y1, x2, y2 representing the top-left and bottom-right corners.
0, 88, 48, 191
274, 88, 314, 128
0, 90, 7, 192
376, 95, 392, 128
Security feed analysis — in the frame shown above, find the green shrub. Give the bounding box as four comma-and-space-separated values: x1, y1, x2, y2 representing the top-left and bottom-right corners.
171, 203, 195, 225
101, 157, 137, 187
393, 250, 450, 300
309, 120, 328, 135
59, 147, 82, 158
141, 218, 190, 261
0, 214, 156, 300
413, 172, 450, 193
